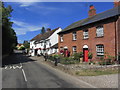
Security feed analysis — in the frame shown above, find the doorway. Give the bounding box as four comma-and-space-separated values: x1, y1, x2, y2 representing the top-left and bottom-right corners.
83, 45, 88, 62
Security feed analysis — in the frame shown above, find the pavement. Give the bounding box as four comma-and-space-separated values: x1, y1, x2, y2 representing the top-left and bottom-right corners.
30, 56, 119, 88
2, 52, 98, 88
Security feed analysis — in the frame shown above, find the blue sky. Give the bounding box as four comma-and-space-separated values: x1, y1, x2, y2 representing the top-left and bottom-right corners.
4, 2, 113, 43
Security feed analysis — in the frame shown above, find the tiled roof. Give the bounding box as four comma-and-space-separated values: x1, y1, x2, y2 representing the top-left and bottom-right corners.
30, 27, 60, 41
58, 6, 120, 34
30, 34, 42, 41
51, 43, 58, 48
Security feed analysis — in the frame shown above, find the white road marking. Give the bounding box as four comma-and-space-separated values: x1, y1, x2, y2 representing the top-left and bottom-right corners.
9, 66, 12, 69
20, 63, 27, 82
13, 66, 16, 69
4, 64, 22, 70
22, 69, 27, 82
4, 66, 7, 69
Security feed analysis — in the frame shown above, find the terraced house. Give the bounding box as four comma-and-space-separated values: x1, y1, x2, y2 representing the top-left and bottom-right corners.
58, 2, 120, 62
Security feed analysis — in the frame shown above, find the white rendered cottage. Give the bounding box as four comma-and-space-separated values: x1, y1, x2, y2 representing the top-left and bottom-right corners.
29, 27, 62, 56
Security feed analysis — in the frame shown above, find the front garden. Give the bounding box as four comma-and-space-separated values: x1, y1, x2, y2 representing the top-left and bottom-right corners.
39, 52, 120, 76
47, 52, 118, 66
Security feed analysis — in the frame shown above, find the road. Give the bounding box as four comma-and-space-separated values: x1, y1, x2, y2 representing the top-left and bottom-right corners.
2, 51, 96, 88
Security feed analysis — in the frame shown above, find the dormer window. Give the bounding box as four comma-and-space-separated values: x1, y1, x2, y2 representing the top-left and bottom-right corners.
60, 35, 63, 42
72, 32, 77, 40
83, 30, 89, 39
96, 26, 104, 37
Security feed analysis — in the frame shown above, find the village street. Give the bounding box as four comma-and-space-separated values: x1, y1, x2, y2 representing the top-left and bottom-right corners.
2, 51, 96, 88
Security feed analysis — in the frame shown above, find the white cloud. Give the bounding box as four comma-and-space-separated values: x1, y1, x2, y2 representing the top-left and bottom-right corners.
12, 20, 50, 35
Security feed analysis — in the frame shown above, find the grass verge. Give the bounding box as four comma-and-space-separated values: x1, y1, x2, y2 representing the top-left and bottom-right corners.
75, 69, 119, 76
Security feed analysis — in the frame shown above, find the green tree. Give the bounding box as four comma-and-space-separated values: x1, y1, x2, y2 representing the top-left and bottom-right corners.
41, 27, 45, 34
23, 40, 30, 49
2, 2, 18, 55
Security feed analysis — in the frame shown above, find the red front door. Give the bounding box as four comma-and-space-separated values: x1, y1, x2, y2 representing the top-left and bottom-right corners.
83, 49, 88, 62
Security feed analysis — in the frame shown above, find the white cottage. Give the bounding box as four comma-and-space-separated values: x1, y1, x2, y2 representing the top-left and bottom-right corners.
29, 27, 62, 56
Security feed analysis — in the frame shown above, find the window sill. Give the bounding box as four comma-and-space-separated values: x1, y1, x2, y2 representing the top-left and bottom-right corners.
83, 38, 89, 40
60, 41, 63, 43
95, 36, 104, 38
72, 40, 77, 41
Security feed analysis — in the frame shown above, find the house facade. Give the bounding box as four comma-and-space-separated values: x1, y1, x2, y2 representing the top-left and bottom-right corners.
58, 2, 120, 62
30, 27, 62, 56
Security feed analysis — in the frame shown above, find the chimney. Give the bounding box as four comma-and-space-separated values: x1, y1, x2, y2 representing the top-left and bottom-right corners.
114, 0, 120, 7
88, 5, 96, 17
47, 28, 51, 32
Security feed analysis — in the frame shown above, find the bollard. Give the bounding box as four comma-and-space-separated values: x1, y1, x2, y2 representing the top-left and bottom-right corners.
54, 58, 58, 66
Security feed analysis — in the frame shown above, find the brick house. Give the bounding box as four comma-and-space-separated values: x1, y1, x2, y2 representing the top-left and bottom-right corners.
58, 2, 120, 62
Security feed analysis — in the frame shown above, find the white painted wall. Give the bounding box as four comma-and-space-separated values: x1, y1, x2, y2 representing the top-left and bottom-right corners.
29, 28, 62, 56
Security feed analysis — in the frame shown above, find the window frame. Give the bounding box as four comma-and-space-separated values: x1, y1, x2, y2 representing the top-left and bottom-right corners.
96, 26, 104, 37
60, 35, 63, 42
96, 44, 104, 56
83, 30, 89, 39
72, 46, 77, 54
72, 32, 77, 41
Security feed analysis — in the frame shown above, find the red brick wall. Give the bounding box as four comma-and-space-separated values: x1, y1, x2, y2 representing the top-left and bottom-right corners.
117, 16, 120, 55
58, 21, 116, 60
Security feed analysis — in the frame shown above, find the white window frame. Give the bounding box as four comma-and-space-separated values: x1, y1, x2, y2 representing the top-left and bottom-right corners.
72, 46, 77, 54
41, 42, 43, 46
72, 32, 77, 40
60, 35, 63, 42
96, 26, 104, 37
83, 30, 89, 39
96, 45, 104, 56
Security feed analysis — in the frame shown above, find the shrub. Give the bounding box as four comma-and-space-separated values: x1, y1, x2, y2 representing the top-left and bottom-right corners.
98, 55, 116, 65
118, 52, 120, 62
88, 52, 93, 59
79, 52, 83, 58
73, 53, 80, 60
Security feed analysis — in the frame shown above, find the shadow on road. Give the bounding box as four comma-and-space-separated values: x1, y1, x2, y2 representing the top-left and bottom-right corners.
2, 52, 36, 67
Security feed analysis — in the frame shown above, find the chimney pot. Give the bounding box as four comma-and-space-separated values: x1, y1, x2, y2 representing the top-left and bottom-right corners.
88, 5, 96, 17
89, 5, 94, 10
114, 0, 120, 7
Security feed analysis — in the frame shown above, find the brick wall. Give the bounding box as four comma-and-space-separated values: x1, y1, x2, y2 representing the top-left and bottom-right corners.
58, 20, 116, 60
117, 16, 120, 56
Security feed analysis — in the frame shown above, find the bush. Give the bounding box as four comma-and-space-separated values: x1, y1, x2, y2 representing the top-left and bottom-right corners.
118, 52, 120, 61
73, 53, 80, 60
98, 55, 116, 65
88, 52, 93, 59
79, 52, 83, 58
60, 57, 79, 65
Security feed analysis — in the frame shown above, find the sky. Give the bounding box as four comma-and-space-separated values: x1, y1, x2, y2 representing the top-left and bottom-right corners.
4, 2, 113, 43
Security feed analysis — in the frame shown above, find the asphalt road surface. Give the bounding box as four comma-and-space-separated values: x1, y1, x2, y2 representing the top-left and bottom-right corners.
2, 51, 95, 88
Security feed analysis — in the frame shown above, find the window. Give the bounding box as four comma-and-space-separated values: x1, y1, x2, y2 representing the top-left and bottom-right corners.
41, 42, 43, 46
96, 44, 104, 56
72, 46, 77, 54
46, 41, 47, 45
60, 35, 63, 42
72, 32, 77, 40
96, 26, 104, 37
83, 30, 89, 39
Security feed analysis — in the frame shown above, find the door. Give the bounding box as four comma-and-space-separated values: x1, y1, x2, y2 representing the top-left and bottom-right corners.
83, 48, 88, 62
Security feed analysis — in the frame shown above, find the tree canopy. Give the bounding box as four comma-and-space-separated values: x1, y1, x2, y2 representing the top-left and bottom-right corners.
23, 40, 30, 49
2, 2, 18, 55
41, 27, 46, 34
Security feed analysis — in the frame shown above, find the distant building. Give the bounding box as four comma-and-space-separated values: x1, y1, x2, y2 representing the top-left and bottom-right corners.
30, 27, 62, 56
58, 2, 120, 62
16, 43, 24, 50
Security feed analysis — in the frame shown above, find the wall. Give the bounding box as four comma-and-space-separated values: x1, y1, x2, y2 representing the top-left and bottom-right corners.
58, 20, 116, 60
